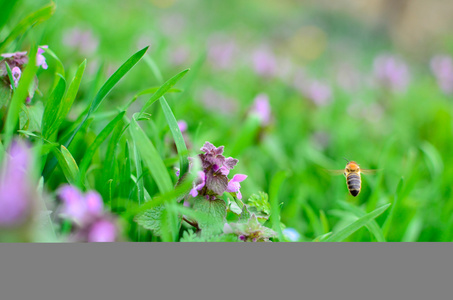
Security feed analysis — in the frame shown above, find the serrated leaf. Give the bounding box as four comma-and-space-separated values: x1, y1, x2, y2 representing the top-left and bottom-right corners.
135, 204, 166, 236
325, 203, 391, 242
193, 197, 227, 238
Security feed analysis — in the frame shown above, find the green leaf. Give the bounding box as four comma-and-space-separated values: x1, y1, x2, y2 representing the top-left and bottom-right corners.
52, 59, 86, 136
180, 229, 238, 242
382, 177, 404, 238
269, 170, 287, 241
77, 111, 126, 187
135, 204, 166, 236
41, 75, 66, 139
129, 116, 173, 193
0, 0, 19, 32
52, 145, 79, 184
64, 46, 149, 148
139, 68, 190, 116
337, 201, 386, 242
0, 3, 56, 53
325, 203, 391, 242
193, 197, 227, 238
159, 96, 189, 177
3, 45, 38, 148
4, 62, 15, 93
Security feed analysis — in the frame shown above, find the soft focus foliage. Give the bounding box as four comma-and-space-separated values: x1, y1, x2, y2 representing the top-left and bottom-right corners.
1, 0, 453, 242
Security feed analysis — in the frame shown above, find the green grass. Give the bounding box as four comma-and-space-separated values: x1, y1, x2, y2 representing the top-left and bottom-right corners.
1, 0, 453, 242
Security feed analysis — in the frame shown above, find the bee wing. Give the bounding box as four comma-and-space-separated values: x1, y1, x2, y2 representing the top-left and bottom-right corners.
326, 169, 345, 176
360, 168, 381, 175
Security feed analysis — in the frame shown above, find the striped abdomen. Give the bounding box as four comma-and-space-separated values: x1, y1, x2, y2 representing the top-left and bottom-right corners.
346, 173, 361, 197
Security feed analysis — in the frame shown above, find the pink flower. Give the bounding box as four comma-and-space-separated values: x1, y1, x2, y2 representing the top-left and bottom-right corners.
11, 67, 21, 88
250, 93, 271, 125
177, 120, 188, 133
36, 46, 48, 69
88, 219, 117, 242
189, 171, 206, 197
226, 174, 247, 200
252, 47, 277, 78
58, 185, 103, 226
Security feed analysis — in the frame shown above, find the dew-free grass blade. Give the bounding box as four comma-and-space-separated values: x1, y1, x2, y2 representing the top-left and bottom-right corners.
43, 48, 147, 178
0, 3, 56, 53
0, 0, 18, 32
325, 203, 391, 242
159, 97, 189, 177
64, 46, 149, 148
269, 170, 287, 241
41, 75, 66, 139
51, 145, 79, 184
382, 177, 404, 238
138, 68, 190, 116
129, 116, 172, 194
337, 201, 386, 242
2, 45, 38, 148
77, 111, 126, 187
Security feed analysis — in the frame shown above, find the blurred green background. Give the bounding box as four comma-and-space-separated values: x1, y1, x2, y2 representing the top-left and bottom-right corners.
3, 0, 453, 241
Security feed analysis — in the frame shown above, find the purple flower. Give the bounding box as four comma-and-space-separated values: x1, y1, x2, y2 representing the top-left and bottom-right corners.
226, 214, 276, 242
430, 55, 453, 94
207, 36, 238, 69
226, 174, 247, 200
62, 28, 99, 55
373, 54, 410, 92
297, 79, 332, 106
188, 142, 242, 200
250, 93, 271, 126
58, 185, 103, 226
87, 219, 117, 242
200, 87, 238, 114
169, 46, 190, 66
36, 46, 48, 69
11, 66, 21, 87
0, 140, 34, 227
177, 120, 188, 133
252, 47, 278, 78
190, 171, 206, 197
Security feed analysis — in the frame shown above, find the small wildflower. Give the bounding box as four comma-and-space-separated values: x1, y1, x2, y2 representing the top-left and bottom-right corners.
207, 35, 238, 69
177, 120, 188, 133
430, 55, 453, 94
226, 174, 247, 200
11, 66, 21, 88
252, 47, 277, 78
62, 28, 99, 55
373, 54, 410, 92
0, 140, 35, 227
58, 185, 119, 242
250, 93, 272, 126
226, 214, 276, 242
36, 46, 48, 69
188, 142, 245, 201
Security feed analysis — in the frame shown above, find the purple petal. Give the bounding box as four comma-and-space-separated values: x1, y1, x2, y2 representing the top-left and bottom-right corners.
88, 220, 117, 242
232, 174, 247, 183
177, 120, 188, 132
223, 157, 238, 169
85, 191, 104, 217
226, 180, 240, 193
58, 185, 86, 224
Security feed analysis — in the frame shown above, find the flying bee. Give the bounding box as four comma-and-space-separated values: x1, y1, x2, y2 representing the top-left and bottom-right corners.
330, 159, 377, 197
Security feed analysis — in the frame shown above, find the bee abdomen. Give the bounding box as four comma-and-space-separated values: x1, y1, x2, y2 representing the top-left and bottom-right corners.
346, 173, 361, 197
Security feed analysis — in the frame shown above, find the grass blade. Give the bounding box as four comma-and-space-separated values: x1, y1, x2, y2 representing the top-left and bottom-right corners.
77, 111, 126, 187
139, 68, 190, 116
382, 177, 404, 238
269, 170, 287, 241
0, 3, 56, 53
3, 45, 37, 148
65, 46, 149, 148
52, 145, 79, 184
325, 203, 391, 242
129, 116, 173, 193
337, 201, 386, 242
41, 75, 66, 139
159, 97, 189, 177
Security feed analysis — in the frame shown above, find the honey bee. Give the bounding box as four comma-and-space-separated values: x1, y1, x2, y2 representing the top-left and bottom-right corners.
330, 159, 377, 197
